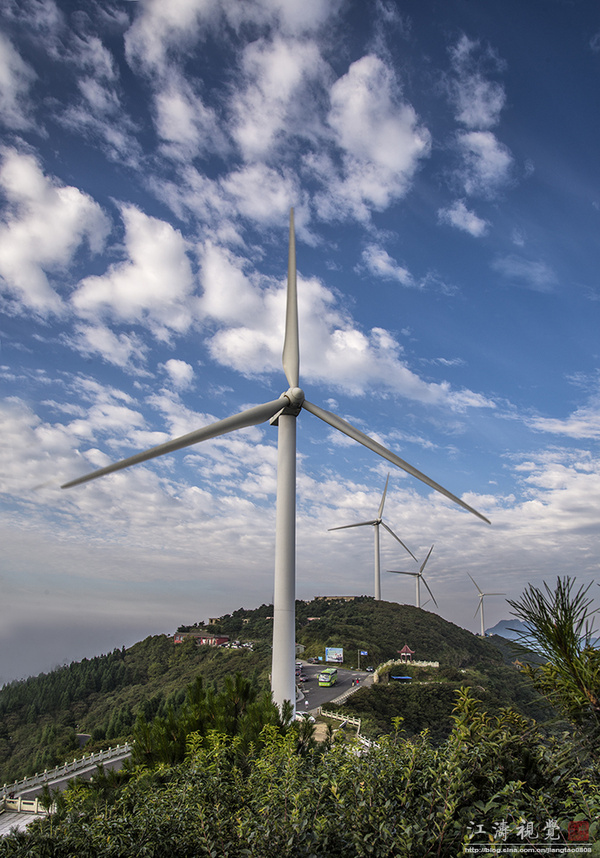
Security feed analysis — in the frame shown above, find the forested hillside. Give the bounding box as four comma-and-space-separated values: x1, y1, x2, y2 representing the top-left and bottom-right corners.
0, 597, 542, 783
0, 635, 269, 783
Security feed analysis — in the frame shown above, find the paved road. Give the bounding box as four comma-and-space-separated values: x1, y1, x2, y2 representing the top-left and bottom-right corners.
297, 664, 372, 713
0, 811, 38, 837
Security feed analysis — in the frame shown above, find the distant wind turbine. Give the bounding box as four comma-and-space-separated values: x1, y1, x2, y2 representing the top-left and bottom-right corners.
389, 545, 437, 609
328, 475, 417, 601
468, 572, 505, 636
61, 209, 490, 715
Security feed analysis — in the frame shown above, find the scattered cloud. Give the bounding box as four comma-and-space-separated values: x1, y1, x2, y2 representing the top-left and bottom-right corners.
360, 244, 414, 285
455, 131, 512, 198
317, 55, 431, 220
0, 32, 36, 130
528, 382, 600, 440
71, 204, 197, 339
448, 34, 506, 129
492, 254, 557, 292
438, 200, 489, 237
0, 148, 110, 315
445, 35, 512, 201
67, 323, 150, 373
162, 358, 195, 389
232, 35, 328, 162
153, 69, 228, 161
59, 33, 141, 164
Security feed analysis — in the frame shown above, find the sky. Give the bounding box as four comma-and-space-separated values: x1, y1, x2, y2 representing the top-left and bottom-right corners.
1, 0, 600, 685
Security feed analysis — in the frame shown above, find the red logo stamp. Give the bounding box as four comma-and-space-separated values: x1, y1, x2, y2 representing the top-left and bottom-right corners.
568, 821, 589, 842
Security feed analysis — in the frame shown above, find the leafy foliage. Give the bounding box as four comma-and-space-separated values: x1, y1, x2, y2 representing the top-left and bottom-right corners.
131, 673, 282, 767
1, 688, 598, 857
508, 577, 600, 744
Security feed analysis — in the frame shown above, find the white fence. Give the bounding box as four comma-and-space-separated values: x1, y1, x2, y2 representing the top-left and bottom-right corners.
1, 796, 52, 816
1, 743, 133, 809
319, 709, 361, 733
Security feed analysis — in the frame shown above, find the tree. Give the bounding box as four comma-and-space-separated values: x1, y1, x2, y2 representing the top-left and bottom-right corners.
508, 576, 600, 743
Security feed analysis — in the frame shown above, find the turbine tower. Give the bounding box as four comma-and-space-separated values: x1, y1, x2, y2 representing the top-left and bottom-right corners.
328, 475, 417, 601
61, 209, 490, 715
468, 573, 505, 636
389, 545, 437, 609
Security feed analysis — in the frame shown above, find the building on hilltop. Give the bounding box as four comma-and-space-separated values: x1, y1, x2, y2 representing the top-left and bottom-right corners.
398, 644, 415, 662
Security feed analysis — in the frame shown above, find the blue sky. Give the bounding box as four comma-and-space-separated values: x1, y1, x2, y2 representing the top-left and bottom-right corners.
1, 0, 600, 683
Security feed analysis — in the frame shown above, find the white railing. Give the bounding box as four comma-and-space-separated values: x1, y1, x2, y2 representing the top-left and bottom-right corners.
1, 743, 133, 805
1, 796, 55, 816
319, 709, 361, 733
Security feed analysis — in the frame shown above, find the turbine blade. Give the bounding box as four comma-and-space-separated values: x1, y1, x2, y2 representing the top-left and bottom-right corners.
483, 593, 506, 597
302, 399, 491, 524
467, 572, 482, 593
420, 544, 434, 574
328, 520, 377, 531
282, 208, 299, 388
377, 474, 390, 519
381, 522, 417, 562
62, 396, 290, 489
421, 575, 438, 608
388, 570, 417, 577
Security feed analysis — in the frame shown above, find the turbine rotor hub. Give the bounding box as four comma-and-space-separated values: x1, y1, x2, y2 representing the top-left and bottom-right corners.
284, 386, 305, 407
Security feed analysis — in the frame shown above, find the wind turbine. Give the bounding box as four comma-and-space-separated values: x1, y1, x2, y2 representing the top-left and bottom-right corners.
389, 545, 437, 609
328, 474, 417, 601
61, 209, 490, 715
468, 573, 505, 636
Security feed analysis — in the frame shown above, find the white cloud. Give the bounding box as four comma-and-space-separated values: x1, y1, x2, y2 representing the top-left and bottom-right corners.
198, 241, 264, 326
58, 32, 141, 163
68, 324, 150, 373
438, 200, 489, 237
318, 55, 431, 220
528, 384, 600, 439
456, 130, 512, 197
0, 148, 110, 314
162, 358, 195, 389
231, 35, 328, 162
448, 34, 506, 129
251, 0, 342, 35
220, 164, 302, 225
492, 254, 557, 292
124, 0, 220, 74
360, 245, 414, 285
0, 32, 36, 130
72, 204, 197, 339
154, 70, 227, 160
124, 0, 339, 77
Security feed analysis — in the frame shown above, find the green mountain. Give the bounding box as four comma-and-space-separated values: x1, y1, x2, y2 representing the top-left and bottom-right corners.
0, 597, 548, 784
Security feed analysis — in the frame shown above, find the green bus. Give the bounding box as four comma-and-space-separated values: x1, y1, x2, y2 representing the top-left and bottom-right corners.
318, 667, 338, 687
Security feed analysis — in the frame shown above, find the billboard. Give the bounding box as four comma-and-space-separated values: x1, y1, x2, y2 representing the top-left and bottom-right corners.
325, 647, 344, 663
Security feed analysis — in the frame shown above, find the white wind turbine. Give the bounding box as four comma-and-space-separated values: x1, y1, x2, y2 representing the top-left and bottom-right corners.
468, 572, 505, 636
328, 474, 417, 601
61, 209, 490, 715
388, 545, 437, 609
